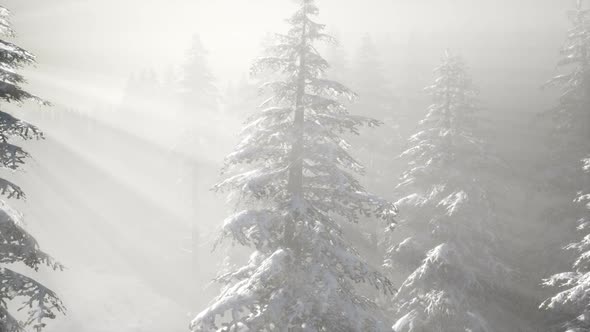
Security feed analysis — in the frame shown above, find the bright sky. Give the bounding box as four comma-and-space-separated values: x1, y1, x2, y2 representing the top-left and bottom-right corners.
3, 0, 569, 110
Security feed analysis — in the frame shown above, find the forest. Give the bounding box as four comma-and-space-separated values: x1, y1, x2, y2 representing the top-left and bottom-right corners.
0, 0, 589, 331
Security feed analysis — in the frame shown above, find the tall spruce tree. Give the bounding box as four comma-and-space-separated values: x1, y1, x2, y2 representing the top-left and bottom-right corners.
389, 52, 506, 332
543, 156, 590, 331
0, 6, 65, 332
546, 0, 590, 141
190, 1, 397, 331
542, 0, 590, 187
542, 1, 590, 330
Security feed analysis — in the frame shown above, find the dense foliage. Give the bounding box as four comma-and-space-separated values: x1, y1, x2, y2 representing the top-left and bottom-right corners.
190, 1, 397, 331
0, 6, 64, 332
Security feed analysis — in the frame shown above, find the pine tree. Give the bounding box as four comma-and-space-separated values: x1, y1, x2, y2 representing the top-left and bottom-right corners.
542, 0, 590, 187
542, 157, 590, 331
546, 0, 590, 138
180, 34, 219, 113
0, 6, 65, 332
190, 1, 397, 330
389, 52, 505, 332
541, 1, 590, 330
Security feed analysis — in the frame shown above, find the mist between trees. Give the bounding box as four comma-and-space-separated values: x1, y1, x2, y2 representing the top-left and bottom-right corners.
0, 0, 589, 331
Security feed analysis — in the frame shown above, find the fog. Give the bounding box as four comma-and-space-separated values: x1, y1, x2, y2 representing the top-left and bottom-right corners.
1, 0, 588, 331
5, 0, 565, 107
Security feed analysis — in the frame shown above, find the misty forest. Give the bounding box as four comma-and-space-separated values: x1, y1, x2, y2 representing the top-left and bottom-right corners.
0, 0, 589, 331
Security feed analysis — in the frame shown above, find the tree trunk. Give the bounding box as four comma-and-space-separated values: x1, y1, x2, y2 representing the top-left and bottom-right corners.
285, 10, 307, 249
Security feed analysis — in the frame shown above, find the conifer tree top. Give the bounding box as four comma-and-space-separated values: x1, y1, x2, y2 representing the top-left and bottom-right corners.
544, 0, 590, 134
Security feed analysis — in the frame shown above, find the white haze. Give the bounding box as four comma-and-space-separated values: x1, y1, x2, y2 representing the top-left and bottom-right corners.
0, 0, 581, 331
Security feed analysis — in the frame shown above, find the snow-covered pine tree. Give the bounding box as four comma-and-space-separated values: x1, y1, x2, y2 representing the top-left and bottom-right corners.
541, 1, 590, 330
542, 156, 590, 331
0, 6, 65, 332
190, 1, 397, 330
180, 34, 219, 113
548, 0, 590, 134
542, 0, 590, 186
389, 51, 505, 332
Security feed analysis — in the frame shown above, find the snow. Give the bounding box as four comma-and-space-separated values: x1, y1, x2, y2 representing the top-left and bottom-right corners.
192, 1, 396, 330
388, 51, 505, 331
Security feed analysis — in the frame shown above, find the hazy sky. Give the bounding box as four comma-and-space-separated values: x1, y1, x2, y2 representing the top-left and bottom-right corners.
3, 0, 570, 110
